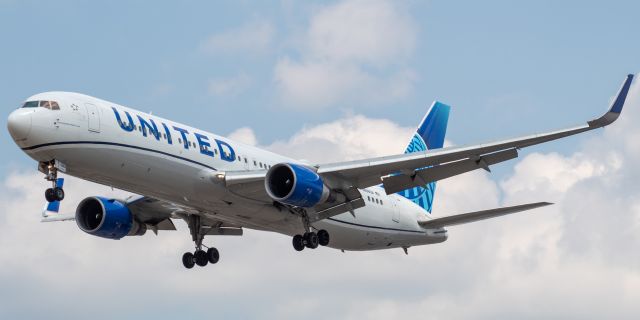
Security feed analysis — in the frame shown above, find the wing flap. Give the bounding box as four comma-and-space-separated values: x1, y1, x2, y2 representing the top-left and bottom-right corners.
418, 202, 553, 228
382, 148, 518, 195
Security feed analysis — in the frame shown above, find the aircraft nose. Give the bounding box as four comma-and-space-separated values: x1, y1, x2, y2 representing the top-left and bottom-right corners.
7, 109, 32, 141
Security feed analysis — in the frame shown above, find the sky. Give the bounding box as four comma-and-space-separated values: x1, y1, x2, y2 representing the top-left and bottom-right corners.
2, 0, 640, 319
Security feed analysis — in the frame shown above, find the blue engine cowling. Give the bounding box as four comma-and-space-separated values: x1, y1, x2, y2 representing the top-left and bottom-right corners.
265, 163, 330, 207
75, 196, 146, 239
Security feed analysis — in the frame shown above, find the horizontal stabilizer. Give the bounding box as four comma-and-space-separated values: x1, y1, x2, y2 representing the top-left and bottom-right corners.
418, 202, 552, 228
42, 214, 75, 222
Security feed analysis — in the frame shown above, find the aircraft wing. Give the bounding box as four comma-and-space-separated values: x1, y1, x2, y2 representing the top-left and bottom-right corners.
223, 74, 632, 219
317, 74, 633, 194
42, 194, 242, 235
418, 202, 553, 228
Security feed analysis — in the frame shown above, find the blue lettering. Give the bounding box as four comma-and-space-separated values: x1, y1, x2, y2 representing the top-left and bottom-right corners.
112, 107, 135, 132
195, 133, 214, 157
137, 116, 160, 140
173, 126, 190, 149
215, 139, 236, 162
161, 122, 172, 144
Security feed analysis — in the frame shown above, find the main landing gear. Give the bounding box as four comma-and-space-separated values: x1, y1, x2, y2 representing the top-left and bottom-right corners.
292, 211, 330, 251
182, 215, 220, 269
42, 161, 64, 202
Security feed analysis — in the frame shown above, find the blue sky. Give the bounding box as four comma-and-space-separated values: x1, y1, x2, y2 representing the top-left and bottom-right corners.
2, 1, 639, 176
2, 1, 640, 319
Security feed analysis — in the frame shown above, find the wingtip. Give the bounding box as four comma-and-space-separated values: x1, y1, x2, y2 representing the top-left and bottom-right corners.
610, 74, 634, 114
588, 74, 634, 127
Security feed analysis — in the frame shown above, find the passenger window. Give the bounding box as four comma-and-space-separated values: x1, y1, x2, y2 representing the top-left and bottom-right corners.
178, 138, 182, 144
21, 101, 39, 108
253, 160, 257, 166
244, 158, 248, 163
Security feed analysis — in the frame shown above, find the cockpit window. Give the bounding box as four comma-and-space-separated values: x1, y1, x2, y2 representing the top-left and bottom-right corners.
21, 100, 60, 110
21, 101, 39, 108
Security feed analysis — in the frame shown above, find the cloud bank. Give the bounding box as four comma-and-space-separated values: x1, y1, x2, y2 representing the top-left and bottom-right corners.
274, 0, 417, 109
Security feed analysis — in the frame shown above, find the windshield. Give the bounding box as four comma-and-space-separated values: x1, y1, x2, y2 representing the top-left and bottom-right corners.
21, 101, 39, 108
21, 100, 60, 110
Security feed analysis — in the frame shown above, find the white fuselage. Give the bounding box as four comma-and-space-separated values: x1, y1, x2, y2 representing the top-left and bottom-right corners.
10, 92, 447, 250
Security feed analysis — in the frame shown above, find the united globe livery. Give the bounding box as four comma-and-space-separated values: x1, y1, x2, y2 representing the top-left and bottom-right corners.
6, 75, 634, 269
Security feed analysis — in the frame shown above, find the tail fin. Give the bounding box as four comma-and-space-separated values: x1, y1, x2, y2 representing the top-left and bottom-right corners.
397, 101, 451, 213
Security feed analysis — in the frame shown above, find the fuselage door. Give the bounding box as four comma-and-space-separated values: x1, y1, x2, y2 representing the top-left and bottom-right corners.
392, 197, 400, 223
85, 103, 100, 133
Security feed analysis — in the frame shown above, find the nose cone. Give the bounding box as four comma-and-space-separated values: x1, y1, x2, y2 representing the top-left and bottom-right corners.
7, 109, 32, 141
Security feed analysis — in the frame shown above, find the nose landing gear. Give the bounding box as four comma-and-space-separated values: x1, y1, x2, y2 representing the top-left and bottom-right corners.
182, 215, 221, 269
41, 161, 64, 202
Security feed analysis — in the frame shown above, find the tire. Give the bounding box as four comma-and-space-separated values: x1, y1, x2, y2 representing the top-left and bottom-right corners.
182, 252, 195, 269
317, 229, 330, 246
292, 234, 305, 251
194, 250, 208, 267
45, 188, 56, 202
305, 232, 319, 249
53, 187, 65, 201
207, 247, 220, 264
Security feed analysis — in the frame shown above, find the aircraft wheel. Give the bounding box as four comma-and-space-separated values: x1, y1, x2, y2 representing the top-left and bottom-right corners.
292, 234, 305, 251
194, 250, 208, 267
53, 187, 65, 201
182, 252, 195, 269
45, 188, 56, 202
207, 247, 220, 264
305, 232, 319, 249
317, 229, 330, 246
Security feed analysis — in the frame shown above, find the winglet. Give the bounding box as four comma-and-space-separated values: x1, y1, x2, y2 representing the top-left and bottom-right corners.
588, 74, 634, 127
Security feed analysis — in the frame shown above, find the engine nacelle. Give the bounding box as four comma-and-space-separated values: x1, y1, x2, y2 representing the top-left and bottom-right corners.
265, 163, 330, 207
75, 196, 146, 240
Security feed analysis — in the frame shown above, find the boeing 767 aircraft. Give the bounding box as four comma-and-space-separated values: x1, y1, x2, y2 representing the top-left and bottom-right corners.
6, 74, 634, 269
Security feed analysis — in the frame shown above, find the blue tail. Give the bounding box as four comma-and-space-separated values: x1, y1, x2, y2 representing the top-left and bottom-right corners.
397, 101, 450, 214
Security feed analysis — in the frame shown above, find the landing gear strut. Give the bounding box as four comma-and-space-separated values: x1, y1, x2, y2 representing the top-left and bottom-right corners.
182, 215, 220, 269
291, 209, 330, 251
41, 161, 64, 202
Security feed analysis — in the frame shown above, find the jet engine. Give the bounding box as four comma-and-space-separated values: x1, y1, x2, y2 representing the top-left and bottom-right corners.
265, 163, 332, 207
75, 196, 146, 239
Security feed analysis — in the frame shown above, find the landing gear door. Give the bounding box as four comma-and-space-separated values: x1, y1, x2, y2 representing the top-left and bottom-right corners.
85, 103, 100, 133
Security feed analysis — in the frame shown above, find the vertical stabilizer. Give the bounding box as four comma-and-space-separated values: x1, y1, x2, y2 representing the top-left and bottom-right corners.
397, 101, 450, 213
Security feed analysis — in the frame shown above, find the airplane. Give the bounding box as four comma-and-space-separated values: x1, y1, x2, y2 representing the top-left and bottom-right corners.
6, 74, 634, 269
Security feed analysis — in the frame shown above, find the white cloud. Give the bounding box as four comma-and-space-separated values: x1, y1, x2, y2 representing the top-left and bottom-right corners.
274, 0, 417, 109
228, 126, 258, 146
201, 20, 275, 55
208, 73, 252, 96
265, 114, 414, 162
306, 0, 415, 65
